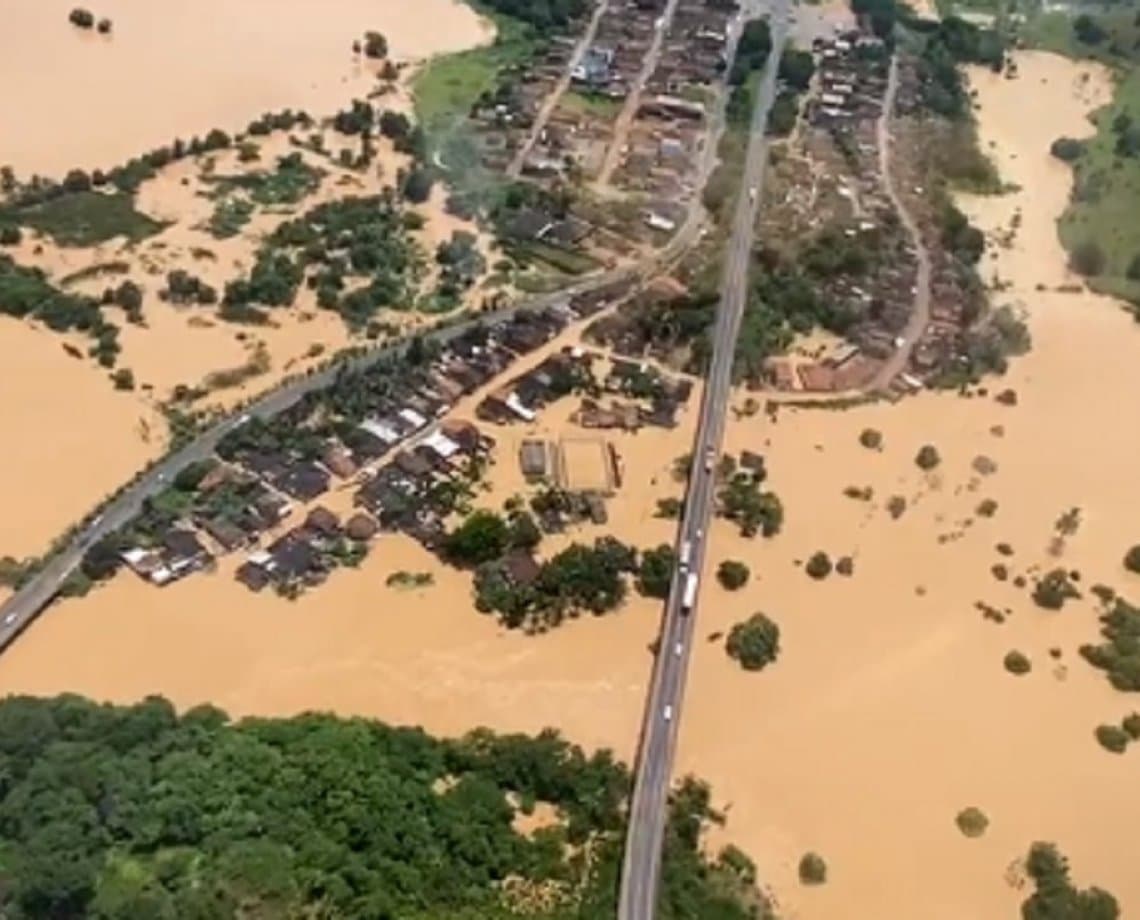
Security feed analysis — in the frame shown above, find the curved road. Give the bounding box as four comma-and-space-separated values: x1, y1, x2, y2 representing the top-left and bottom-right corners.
617, 4, 789, 918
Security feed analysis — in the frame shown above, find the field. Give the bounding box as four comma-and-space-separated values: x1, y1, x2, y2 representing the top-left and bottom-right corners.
1025, 9, 1140, 303
7, 191, 166, 246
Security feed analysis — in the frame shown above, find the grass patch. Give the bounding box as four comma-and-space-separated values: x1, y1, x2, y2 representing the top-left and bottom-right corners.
560, 90, 622, 120
206, 198, 255, 239
8, 191, 164, 247
506, 240, 601, 275
202, 154, 323, 207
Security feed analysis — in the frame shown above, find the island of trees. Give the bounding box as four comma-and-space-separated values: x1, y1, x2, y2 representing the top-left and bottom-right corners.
0, 694, 770, 919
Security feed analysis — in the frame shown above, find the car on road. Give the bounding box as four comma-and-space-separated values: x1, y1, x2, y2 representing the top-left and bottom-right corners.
674, 641, 683, 658
3, 613, 17, 627
663, 705, 673, 722
893, 336, 906, 349
703, 445, 715, 472
748, 186, 757, 203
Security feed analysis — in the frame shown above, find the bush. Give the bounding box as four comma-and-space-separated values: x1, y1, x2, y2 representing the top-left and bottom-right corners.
915, 444, 941, 471
1073, 13, 1107, 45
725, 613, 780, 671
717, 560, 750, 591
444, 510, 509, 566
805, 551, 832, 580
887, 495, 907, 519
835, 556, 854, 576
68, 7, 95, 28
1070, 240, 1106, 277
111, 368, 135, 390
858, 428, 883, 450
1021, 842, 1119, 919
1124, 545, 1140, 574
96, 17, 112, 33
1049, 137, 1084, 162
1032, 569, 1081, 610
655, 497, 682, 519
638, 545, 676, 599
1095, 724, 1129, 753
955, 806, 989, 838
363, 30, 388, 59
798, 852, 827, 885
0, 225, 21, 246
1003, 649, 1031, 675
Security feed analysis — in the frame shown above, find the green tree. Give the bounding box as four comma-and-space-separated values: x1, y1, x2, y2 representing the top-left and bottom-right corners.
717, 560, 750, 590
637, 545, 676, 599
915, 444, 941, 471
1021, 842, 1119, 920
798, 852, 827, 885
444, 509, 510, 566
725, 613, 780, 671
1124, 545, 1140, 574
805, 551, 832, 580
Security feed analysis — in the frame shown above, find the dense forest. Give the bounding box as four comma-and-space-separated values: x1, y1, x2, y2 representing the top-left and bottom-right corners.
0, 695, 768, 920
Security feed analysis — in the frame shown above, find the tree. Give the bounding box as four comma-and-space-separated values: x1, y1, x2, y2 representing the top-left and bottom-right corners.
379, 109, 411, 140
508, 510, 542, 551
1033, 569, 1080, 610
402, 167, 434, 204
778, 48, 815, 92
96, 17, 112, 33
1123, 545, 1140, 574
1070, 240, 1106, 277
859, 428, 883, 450
798, 852, 827, 885
444, 510, 509, 566
717, 560, 750, 590
915, 444, 941, 471
637, 545, 676, 599
805, 551, 832, 580
68, 7, 95, 28
0, 224, 21, 246
1050, 137, 1084, 162
1021, 842, 1119, 920
725, 613, 780, 671
111, 368, 135, 390
1003, 649, 1031, 675
1073, 14, 1107, 45
363, 30, 388, 58
1095, 724, 1129, 753
955, 807, 989, 838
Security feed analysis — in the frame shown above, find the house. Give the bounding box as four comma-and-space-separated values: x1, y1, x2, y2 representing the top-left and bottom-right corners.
276, 462, 330, 502
323, 444, 358, 478
393, 449, 434, 480
519, 440, 553, 480
503, 550, 542, 586
235, 560, 270, 592
305, 506, 341, 537
346, 512, 379, 542
251, 490, 290, 528
440, 419, 484, 454
268, 531, 320, 580
200, 516, 249, 553
163, 529, 210, 575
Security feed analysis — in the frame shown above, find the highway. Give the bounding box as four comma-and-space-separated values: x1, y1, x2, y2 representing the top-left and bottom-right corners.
616, 4, 790, 918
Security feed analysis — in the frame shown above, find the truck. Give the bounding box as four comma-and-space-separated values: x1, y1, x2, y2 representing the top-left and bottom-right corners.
681, 572, 699, 613
678, 539, 693, 571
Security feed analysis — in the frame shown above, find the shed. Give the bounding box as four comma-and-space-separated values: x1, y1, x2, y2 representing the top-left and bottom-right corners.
235, 561, 270, 592
519, 440, 551, 480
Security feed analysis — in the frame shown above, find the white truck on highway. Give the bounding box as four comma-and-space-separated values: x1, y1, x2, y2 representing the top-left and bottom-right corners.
681, 572, 699, 614
678, 539, 693, 571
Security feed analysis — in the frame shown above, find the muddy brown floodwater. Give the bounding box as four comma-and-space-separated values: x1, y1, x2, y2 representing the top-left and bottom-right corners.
0, 0, 491, 177
0, 48, 1138, 920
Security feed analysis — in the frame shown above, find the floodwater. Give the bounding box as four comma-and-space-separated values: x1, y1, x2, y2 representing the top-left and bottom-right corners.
1, 48, 1138, 919
0, 0, 491, 177
0, 320, 165, 560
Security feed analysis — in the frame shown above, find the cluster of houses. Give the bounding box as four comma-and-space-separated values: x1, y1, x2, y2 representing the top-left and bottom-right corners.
807, 31, 889, 127
116, 299, 618, 595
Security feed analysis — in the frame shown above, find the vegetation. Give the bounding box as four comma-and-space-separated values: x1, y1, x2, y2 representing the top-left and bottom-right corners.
637, 545, 676, 599
798, 851, 828, 885
731, 18, 773, 85
955, 806, 989, 838
717, 560, 751, 591
915, 444, 941, 471
1020, 842, 1119, 919
1004, 649, 1031, 676
445, 509, 511, 566
0, 255, 122, 366
224, 194, 419, 328
655, 497, 683, 519
1124, 545, 1140, 574
386, 570, 435, 589
161, 270, 218, 306
725, 613, 780, 671
717, 473, 783, 538
1051, 137, 1086, 163
4, 190, 164, 247
1032, 568, 1081, 610
474, 536, 640, 630
1095, 723, 1130, 753
1123, 712, 1140, 739
1079, 594, 1140, 691
859, 428, 883, 450
0, 695, 767, 920
203, 152, 323, 208
68, 7, 95, 28
805, 551, 832, 580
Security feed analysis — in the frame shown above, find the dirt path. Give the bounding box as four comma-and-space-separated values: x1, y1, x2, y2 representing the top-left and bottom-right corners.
506, 0, 612, 177
594, 0, 682, 187
870, 53, 932, 390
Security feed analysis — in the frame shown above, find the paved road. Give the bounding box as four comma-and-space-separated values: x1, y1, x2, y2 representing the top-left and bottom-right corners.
594, 0, 684, 187
616, 4, 789, 918
870, 54, 932, 389
506, 0, 612, 178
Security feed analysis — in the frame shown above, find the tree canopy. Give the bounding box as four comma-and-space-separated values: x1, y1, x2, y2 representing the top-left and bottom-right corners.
0, 695, 768, 920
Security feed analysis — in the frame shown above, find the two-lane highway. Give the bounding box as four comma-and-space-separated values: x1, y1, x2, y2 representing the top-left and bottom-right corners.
617, 5, 790, 917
